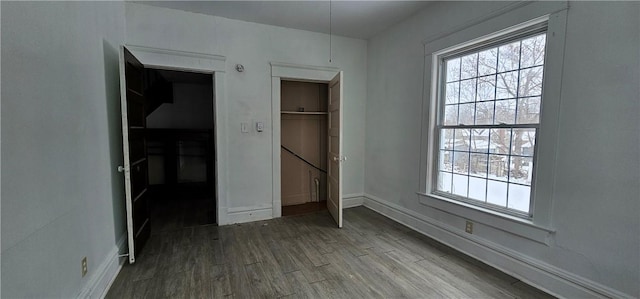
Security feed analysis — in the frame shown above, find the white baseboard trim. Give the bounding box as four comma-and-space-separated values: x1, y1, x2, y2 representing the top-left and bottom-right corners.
223, 194, 365, 226
226, 206, 273, 224
77, 235, 127, 298
361, 193, 632, 299
343, 193, 365, 208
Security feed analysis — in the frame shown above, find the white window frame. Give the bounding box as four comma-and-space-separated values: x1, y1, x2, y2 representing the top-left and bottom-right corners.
419, 5, 568, 238
433, 24, 547, 219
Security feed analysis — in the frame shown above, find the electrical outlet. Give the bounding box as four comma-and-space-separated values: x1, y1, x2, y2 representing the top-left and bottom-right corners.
465, 221, 473, 234
81, 257, 88, 277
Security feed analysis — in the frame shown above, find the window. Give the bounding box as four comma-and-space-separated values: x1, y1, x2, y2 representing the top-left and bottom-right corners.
433, 27, 547, 217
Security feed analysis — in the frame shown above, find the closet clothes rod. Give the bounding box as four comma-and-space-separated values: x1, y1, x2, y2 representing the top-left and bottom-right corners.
281, 145, 327, 174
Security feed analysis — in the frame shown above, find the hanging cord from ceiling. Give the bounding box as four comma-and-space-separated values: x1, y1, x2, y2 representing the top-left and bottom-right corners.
329, 0, 332, 63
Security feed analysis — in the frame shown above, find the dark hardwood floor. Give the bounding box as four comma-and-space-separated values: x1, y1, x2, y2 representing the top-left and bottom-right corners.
106, 207, 553, 298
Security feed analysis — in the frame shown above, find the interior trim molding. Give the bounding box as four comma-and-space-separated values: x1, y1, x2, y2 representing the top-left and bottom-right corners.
226, 206, 273, 224
361, 193, 632, 299
126, 45, 226, 72
271, 62, 338, 75
421, 1, 568, 45
417, 193, 554, 245
270, 62, 339, 81
270, 62, 341, 219
77, 235, 127, 298
343, 193, 365, 209
419, 2, 570, 229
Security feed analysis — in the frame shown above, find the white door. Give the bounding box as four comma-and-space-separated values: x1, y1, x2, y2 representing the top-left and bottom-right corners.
118, 46, 151, 264
327, 71, 344, 227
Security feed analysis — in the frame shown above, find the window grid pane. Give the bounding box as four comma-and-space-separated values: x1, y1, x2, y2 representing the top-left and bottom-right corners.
436, 31, 546, 216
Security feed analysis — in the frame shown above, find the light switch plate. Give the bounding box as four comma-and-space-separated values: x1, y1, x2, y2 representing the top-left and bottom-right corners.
241, 122, 249, 133
256, 122, 264, 132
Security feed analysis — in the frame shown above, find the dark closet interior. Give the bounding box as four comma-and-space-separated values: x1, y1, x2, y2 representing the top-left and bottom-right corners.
142, 68, 216, 230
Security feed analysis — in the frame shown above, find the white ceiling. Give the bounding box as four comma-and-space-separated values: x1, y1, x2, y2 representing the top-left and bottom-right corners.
137, 1, 432, 39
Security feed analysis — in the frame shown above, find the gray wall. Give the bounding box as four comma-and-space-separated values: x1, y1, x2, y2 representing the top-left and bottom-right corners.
125, 3, 368, 213
365, 1, 639, 297
1, 2, 366, 296
1, 2, 126, 297
2, 1, 637, 297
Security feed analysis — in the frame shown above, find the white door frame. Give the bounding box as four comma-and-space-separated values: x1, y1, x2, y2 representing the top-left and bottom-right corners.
125, 45, 229, 225
270, 62, 341, 218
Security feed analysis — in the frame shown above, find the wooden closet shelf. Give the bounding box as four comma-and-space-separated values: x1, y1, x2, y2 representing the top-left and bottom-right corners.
281, 111, 328, 115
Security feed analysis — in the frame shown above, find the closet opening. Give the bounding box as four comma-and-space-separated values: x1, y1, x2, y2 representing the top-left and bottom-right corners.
280, 80, 329, 216
144, 68, 216, 231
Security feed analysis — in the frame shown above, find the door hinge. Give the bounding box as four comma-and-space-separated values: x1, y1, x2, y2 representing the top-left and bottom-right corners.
332, 156, 347, 162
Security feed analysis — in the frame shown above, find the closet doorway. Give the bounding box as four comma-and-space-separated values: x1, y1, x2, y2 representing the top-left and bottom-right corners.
144, 68, 216, 232
280, 81, 329, 216
271, 63, 343, 227
119, 46, 223, 264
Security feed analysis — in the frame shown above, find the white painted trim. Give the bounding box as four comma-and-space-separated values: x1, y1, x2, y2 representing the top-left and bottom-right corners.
270, 62, 341, 220
421, 1, 532, 45
271, 77, 282, 219
417, 193, 554, 245
270, 62, 339, 80
226, 206, 273, 225
419, 2, 569, 229
77, 235, 127, 298
421, 1, 568, 46
213, 71, 229, 226
126, 45, 226, 73
123, 45, 228, 227
361, 194, 633, 299
342, 193, 365, 208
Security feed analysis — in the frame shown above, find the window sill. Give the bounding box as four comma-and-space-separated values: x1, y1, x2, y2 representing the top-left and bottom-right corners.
417, 192, 555, 245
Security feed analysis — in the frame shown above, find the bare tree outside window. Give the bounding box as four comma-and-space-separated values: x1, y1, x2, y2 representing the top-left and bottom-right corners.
436, 32, 546, 215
